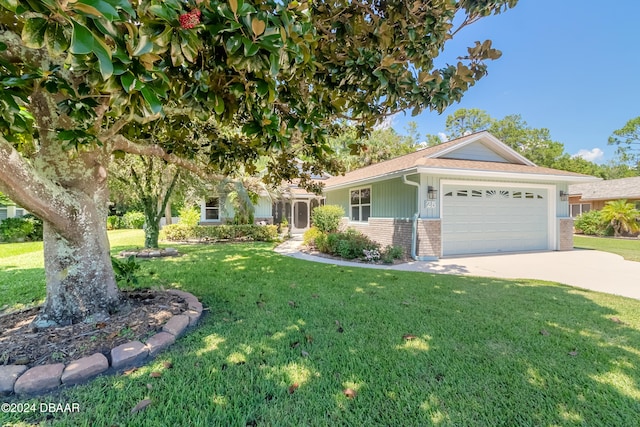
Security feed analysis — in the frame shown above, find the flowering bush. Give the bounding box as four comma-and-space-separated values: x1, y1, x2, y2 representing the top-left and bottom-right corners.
362, 249, 380, 263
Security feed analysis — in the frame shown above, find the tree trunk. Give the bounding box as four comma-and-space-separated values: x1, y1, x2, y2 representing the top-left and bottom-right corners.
35, 204, 121, 328
144, 212, 160, 248
165, 202, 173, 225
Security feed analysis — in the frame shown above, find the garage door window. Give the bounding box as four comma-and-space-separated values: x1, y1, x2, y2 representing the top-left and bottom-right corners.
350, 188, 371, 222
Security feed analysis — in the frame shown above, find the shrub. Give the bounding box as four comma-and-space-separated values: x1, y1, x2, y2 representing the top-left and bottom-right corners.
107, 215, 125, 230
123, 211, 145, 229
574, 210, 606, 236
315, 232, 329, 253
163, 224, 195, 241
111, 255, 140, 286
381, 245, 404, 264
303, 226, 323, 246
0, 217, 34, 242
320, 228, 380, 259
22, 214, 43, 241
178, 206, 201, 227
164, 224, 278, 242
311, 205, 345, 233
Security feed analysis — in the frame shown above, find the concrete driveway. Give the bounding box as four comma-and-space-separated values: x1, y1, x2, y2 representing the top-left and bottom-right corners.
275, 238, 640, 300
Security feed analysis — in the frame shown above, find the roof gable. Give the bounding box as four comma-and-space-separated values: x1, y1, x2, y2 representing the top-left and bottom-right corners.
429, 132, 535, 166
323, 131, 595, 189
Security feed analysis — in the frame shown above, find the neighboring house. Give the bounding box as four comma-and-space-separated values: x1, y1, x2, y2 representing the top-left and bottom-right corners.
0, 203, 27, 222
568, 176, 640, 217
322, 131, 598, 259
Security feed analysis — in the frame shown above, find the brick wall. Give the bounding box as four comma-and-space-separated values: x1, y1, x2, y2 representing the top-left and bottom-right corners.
558, 218, 574, 251
346, 218, 414, 256
342, 218, 443, 259
416, 219, 441, 258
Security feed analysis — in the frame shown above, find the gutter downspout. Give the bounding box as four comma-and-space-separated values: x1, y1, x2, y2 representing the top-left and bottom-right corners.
402, 174, 437, 261
402, 175, 423, 261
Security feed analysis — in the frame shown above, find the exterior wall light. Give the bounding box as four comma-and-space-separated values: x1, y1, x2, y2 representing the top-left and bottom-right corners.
559, 191, 568, 201
427, 186, 438, 200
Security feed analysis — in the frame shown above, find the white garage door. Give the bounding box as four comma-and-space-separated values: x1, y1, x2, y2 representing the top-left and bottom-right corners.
442, 184, 549, 256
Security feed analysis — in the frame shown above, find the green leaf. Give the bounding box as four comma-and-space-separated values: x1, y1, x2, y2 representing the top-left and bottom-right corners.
77, 0, 119, 20
225, 35, 242, 54
120, 71, 136, 93
269, 53, 280, 76
45, 22, 70, 55
242, 37, 259, 56
256, 80, 268, 97
213, 94, 224, 115
70, 20, 94, 54
131, 34, 153, 57
0, 0, 18, 12
141, 86, 162, 114
22, 18, 47, 49
105, 0, 135, 18
149, 4, 177, 22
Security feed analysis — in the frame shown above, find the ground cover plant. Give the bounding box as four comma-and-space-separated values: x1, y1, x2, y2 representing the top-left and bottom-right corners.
2, 231, 640, 426
574, 235, 640, 262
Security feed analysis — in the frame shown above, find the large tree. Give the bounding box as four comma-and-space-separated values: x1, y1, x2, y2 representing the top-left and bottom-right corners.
608, 117, 640, 174
0, 0, 517, 327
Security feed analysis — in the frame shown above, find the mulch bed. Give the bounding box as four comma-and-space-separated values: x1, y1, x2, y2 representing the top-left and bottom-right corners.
0, 290, 188, 368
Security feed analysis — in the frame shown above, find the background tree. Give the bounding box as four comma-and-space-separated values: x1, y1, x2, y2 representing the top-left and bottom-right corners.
329, 124, 420, 171
0, 0, 517, 327
608, 117, 640, 175
444, 108, 492, 137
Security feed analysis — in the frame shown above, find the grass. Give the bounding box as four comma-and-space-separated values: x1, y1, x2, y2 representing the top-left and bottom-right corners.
574, 234, 640, 262
2, 231, 640, 426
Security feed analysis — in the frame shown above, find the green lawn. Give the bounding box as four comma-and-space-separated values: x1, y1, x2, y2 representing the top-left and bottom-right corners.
574, 234, 640, 262
2, 231, 640, 426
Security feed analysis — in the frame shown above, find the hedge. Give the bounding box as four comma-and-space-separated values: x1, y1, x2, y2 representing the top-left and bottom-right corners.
163, 224, 278, 242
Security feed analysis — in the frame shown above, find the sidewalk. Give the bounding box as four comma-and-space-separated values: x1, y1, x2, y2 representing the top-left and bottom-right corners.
274, 236, 640, 300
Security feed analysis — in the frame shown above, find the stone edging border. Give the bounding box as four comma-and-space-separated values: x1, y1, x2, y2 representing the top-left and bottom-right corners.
0, 290, 202, 397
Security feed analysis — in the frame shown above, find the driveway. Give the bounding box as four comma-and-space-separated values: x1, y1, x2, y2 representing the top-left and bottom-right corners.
275, 238, 640, 300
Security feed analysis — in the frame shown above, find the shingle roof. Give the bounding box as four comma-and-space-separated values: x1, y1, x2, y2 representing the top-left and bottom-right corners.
323, 132, 594, 189
569, 176, 640, 200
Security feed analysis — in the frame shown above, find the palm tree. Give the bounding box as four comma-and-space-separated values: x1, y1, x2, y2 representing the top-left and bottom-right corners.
600, 199, 640, 237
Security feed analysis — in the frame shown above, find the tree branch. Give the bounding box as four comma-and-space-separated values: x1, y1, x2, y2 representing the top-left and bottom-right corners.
109, 135, 224, 182
0, 136, 79, 238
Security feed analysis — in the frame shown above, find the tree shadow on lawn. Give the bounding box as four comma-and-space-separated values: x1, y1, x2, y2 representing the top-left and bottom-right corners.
4, 245, 640, 426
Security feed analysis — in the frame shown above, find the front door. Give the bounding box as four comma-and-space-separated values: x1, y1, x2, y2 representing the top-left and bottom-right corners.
293, 201, 308, 231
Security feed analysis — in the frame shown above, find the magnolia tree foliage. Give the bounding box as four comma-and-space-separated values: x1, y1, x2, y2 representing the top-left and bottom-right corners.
0, 0, 517, 326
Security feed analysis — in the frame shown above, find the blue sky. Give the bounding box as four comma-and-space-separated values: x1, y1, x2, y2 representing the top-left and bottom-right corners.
392, 0, 640, 163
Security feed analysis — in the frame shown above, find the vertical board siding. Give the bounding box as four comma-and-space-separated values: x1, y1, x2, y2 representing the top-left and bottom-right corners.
372, 178, 416, 218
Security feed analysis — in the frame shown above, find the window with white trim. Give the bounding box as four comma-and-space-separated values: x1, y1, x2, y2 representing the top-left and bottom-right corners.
205, 198, 220, 220
0, 204, 6, 221
570, 203, 591, 218
350, 187, 371, 222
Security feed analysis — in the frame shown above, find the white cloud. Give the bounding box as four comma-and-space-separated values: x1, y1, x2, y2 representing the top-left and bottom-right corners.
437, 132, 448, 141
574, 148, 604, 162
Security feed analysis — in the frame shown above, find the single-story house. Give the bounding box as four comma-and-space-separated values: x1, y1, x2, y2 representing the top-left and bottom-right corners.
199, 183, 325, 233
568, 176, 640, 217
0, 203, 27, 222
322, 131, 598, 259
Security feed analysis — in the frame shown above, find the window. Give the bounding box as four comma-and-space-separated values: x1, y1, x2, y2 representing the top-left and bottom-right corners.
350, 188, 371, 222
205, 198, 220, 220
570, 203, 591, 218
0, 204, 6, 221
